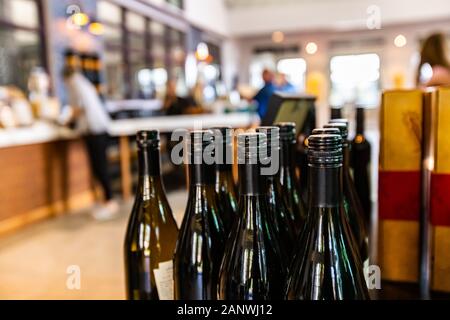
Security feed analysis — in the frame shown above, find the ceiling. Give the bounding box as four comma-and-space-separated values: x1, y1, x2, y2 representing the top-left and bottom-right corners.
225, 0, 308, 8
226, 0, 450, 36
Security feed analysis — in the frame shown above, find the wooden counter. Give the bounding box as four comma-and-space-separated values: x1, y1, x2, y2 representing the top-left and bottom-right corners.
0, 113, 258, 235
0, 135, 94, 235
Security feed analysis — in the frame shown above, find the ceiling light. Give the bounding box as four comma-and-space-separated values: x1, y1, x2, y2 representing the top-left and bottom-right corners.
394, 34, 407, 48
88, 22, 104, 36
72, 12, 90, 27
305, 42, 318, 55
195, 42, 209, 61
272, 31, 285, 43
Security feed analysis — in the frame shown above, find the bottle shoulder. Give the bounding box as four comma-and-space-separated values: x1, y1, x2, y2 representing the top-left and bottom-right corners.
286, 207, 369, 299
226, 195, 288, 265
124, 199, 178, 255
184, 185, 223, 216
342, 175, 366, 227
218, 203, 288, 299
128, 192, 176, 222
176, 185, 226, 253
216, 172, 238, 195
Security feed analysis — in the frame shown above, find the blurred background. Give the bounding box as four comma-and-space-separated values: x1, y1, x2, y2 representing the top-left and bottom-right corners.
0, 0, 450, 299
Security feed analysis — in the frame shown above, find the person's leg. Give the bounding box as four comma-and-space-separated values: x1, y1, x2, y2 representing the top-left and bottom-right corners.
93, 134, 113, 201
85, 134, 112, 201
84, 133, 113, 201
84, 134, 118, 220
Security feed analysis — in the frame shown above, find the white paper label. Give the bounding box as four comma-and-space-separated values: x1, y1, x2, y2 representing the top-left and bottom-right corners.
153, 260, 174, 300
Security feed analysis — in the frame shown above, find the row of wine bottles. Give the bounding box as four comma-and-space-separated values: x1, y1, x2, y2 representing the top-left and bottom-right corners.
124, 113, 371, 300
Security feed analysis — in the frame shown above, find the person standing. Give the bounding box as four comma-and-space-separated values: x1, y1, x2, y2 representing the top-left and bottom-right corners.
63, 66, 118, 220
252, 69, 275, 118
275, 73, 296, 93
417, 32, 450, 87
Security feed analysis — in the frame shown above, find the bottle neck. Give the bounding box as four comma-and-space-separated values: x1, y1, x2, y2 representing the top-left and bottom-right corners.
238, 163, 266, 195
263, 145, 280, 179
138, 146, 161, 176
240, 194, 267, 229
189, 162, 216, 186
356, 111, 365, 135
342, 143, 350, 175
217, 163, 233, 172
217, 168, 235, 186
137, 146, 162, 200
217, 143, 233, 172
308, 165, 343, 207
280, 141, 295, 172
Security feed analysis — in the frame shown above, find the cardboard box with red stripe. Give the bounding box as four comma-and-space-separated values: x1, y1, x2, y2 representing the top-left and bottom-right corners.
426, 86, 450, 292
378, 89, 423, 283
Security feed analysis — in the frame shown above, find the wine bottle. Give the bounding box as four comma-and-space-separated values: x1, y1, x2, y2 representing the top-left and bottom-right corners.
285, 133, 370, 300
324, 122, 369, 264
298, 134, 309, 205
330, 106, 343, 120
329, 118, 348, 125
218, 132, 287, 300
275, 122, 306, 234
174, 130, 226, 300
124, 130, 179, 300
350, 108, 371, 227
256, 126, 296, 257
312, 128, 340, 136
310, 126, 363, 258
212, 127, 238, 233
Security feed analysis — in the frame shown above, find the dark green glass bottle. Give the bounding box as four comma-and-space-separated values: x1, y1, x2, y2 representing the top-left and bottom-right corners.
285, 134, 369, 300
174, 130, 226, 300
311, 127, 363, 259
275, 122, 306, 234
256, 126, 296, 257
350, 108, 372, 227
324, 122, 369, 264
124, 130, 179, 300
218, 132, 287, 300
330, 106, 343, 120
212, 127, 238, 234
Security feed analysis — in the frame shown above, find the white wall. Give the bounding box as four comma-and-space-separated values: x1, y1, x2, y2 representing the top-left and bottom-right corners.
233, 19, 450, 88
230, 19, 450, 126
228, 0, 450, 36
184, 0, 230, 36
221, 39, 241, 90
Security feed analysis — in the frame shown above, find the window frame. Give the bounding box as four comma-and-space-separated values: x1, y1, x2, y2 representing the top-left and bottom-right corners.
98, 0, 187, 99
0, 0, 47, 88
328, 51, 382, 107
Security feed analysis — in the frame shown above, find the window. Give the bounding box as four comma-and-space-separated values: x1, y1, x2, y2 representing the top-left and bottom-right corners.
166, 0, 183, 9
98, 1, 125, 99
202, 42, 222, 102
103, 50, 125, 100
97, 1, 122, 25
97, 1, 187, 100
277, 58, 306, 92
144, 0, 183, 9
150, 21, 166, 69
103, 24, 122, 48
329, 53, 380, 107
249, 53, 276, 89
125, 11, 147, 98
168, 28, 186, 96
0, 0, 44, 92
0, 0, 39, 28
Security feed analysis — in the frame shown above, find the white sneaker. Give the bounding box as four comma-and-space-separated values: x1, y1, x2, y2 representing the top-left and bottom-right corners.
105, 200, 119, 215
91, 200, 120, 221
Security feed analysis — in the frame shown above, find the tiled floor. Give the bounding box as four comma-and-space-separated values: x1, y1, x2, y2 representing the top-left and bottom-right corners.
0, 191, 187, 300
